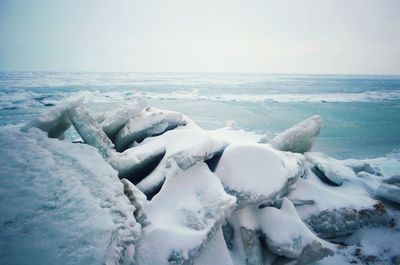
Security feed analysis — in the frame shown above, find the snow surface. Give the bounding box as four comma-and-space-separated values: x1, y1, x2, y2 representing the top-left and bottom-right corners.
136, 162, 236, 265
215, 144, 306, 207
258, 198, 333, 259
0, 126, 140, 265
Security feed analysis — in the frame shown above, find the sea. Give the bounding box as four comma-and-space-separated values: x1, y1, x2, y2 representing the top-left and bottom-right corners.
1, 71, 399, 159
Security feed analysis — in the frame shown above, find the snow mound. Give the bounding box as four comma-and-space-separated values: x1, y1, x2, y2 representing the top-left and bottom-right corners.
215, 144, 306, 207
136, 162, 236, 265
269, 115, 323, 153
259, 198, 333, 261
0, 126, 140, 265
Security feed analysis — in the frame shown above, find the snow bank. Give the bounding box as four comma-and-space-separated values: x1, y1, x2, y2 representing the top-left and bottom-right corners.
0, 126, 140, 265
269, 115, 323, 153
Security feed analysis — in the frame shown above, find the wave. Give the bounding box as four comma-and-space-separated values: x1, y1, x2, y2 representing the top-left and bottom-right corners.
2, 89, 400, 110
140, 90, 400, 103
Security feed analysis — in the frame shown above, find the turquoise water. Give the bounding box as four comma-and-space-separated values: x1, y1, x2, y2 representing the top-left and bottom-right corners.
1, 72, 399, 159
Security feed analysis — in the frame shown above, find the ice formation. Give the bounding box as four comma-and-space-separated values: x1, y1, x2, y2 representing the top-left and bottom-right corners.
2, 96, 400, 265
269, 115, 323, 153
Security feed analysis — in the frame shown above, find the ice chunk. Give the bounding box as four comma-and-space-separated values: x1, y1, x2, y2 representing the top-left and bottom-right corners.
287, 169, 390, 238
21, 97, 82, 138
258, 198, 333, 261
306, 203, 389, 239
136, 129, 227, 198
68, 106, 114, 159
376, 183, 400, 204
214, 144, 306, 208
193, 228, 234, 265
240, 227, 264, 265
0, 126, 140, 265
108, 141, 166, 183
114, 107, 186, 151
135, 162, 236, 265
121, 178, 150, 227
269, 115, 323, 153
101, 97, 148, 140
342, 159, 382, 176
305, 152, 357, 186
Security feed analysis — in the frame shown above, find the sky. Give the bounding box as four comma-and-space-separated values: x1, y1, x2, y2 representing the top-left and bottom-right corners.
0, 0, 399, 74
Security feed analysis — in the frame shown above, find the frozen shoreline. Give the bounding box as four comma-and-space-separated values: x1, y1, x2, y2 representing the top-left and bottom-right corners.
1, 95, 399, 265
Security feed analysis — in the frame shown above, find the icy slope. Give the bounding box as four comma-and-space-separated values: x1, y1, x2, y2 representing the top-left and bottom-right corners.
0, 126, 140, 265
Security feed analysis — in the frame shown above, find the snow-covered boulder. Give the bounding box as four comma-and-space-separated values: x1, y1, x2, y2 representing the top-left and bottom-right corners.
21, 97, 82, 138
114, 107, 186, 151
68, 106, 115, 159
305, 152, 357, 186
135, 162, 236, 265
101, 97, 148, 140
0, 126, 140, 265
214, 144, 306, 208
269, 115, 323, 153
258, 198, 333, 261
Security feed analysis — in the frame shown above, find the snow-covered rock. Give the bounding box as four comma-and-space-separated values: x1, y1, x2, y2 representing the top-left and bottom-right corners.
114, 107, 186, 151
214, 144, 306, 208
269, 115, 323, 153
135, 162, 236, 265
0, 126, 140, 265
101, 97, 148, 140
21, 97, 82, 138
68, 106, 115, 159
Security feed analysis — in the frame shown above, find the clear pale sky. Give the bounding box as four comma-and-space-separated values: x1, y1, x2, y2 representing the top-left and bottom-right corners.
0, 0, 399, 74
